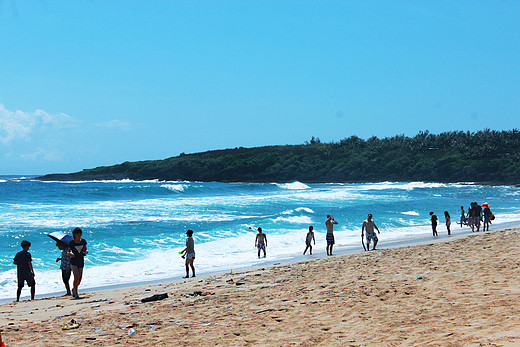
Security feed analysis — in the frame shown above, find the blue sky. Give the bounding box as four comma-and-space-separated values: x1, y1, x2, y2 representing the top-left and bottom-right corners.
1, 1, 519, 175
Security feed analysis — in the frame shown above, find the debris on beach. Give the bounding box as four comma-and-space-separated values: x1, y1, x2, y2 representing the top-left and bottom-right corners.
61, 319, 80, 330
141, 293, 168, 303
184, 291, 214, 298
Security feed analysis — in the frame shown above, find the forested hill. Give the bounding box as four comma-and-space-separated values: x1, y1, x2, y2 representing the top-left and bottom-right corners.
38, 130, 520, 185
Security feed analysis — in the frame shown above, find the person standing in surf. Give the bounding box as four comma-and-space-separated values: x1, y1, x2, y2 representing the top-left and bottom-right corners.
56, 242, 72, 296
459, 206, 466, 227
13, 240, 36, 301
255, 227, 267, 258
444, 211, 451, 235
362, 214, 380, 250
303, 226, 315, 255
430, 212, 438, 236
180, 229, 196, 278
325, 215, 338, 256
68, 227, 88, 299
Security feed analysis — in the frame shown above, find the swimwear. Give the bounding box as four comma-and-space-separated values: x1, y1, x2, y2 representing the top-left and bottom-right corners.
17, 273, 35, 288
306, 232, 314, 245
186, 252, 195, 260
366, 231, 378, 244
326, 233, 335, 245
257, 243, 266, 251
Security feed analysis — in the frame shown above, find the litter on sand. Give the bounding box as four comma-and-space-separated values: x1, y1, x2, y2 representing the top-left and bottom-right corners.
141, 293, 168, 303
62, 319, 81, 330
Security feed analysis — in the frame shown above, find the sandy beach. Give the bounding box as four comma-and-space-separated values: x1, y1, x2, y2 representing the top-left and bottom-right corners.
2, 226, 520, 346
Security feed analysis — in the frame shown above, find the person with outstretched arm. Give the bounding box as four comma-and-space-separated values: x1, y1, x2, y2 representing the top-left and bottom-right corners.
325, 215, 338, 256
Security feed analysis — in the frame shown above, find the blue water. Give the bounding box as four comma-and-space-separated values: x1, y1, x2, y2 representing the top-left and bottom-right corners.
1, 177, 519, 300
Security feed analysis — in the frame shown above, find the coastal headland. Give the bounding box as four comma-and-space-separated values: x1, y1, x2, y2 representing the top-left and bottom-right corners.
2, 227, 520, 346
38, 130, 520, 185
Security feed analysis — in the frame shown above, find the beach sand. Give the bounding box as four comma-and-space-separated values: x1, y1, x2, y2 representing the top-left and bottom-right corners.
2, 226, 520, 346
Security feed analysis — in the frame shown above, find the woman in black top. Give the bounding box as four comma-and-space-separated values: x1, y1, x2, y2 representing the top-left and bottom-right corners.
68, 227, 88, 299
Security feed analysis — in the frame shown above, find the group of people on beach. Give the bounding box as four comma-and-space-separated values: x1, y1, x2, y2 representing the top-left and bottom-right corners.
429, 202, 494, 237
13, 228, 88, 302
13, 204, 494, 301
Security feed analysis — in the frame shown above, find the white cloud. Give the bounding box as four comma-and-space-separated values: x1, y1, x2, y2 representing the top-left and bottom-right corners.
94, 119, 133, 131
0, 103, 77, 144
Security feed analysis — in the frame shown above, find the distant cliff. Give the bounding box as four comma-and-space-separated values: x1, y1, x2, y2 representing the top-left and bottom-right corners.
38, 130, 520, 185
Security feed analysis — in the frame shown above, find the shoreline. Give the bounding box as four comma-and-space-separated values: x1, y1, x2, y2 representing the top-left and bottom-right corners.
3, 219, 517, 304
2, 224, 520, 345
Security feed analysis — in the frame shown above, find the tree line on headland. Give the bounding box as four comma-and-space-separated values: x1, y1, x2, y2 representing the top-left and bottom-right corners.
38, 130, 520, 185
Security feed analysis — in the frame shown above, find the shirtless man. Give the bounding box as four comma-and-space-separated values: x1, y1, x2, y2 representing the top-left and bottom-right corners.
325, 215, 338, 256
362, 214, 381, 250
255, 227, 267, 258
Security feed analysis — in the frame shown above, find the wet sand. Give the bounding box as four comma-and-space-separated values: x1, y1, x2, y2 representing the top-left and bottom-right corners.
2, 226, 520, 346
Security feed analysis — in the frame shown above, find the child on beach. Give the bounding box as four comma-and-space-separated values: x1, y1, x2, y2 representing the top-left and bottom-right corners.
460, 206, 465, 227
56, 242, 72, 295
255, 227, 267, 258
444, 211, 451, 235
430, 212, 438, 236
303, 226, 315, 255
68, 228, 88, 299
13, 240, 36, 301
180, 229, 196, 278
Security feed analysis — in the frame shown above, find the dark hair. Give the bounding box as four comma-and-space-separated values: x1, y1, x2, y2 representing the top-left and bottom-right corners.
257, 227, 262, 232
73, 227, 82, 236
186, 229, 193, 236
444, 211, 450, 218
368, 214, 373, 218
429, 212, 434, 215
309, 226, 313, 231
21, 240, 31, 248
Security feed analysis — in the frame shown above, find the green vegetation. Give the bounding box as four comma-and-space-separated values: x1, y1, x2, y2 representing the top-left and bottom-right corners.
39, 130, 520, 184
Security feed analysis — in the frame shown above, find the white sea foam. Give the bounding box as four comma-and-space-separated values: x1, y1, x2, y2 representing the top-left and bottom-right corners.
161, 184, 187, 192
295, 207, 314, 213
2, 180, 519, 301
281, 207, 314, 215
352, 181, 471, 191
271, 215, 313, 224
277, 182, 311, 190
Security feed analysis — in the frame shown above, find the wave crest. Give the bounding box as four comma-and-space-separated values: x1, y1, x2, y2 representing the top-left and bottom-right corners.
277, 181, 310, 190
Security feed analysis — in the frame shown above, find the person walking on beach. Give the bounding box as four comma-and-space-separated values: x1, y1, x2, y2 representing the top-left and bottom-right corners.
180, 229, 196, 278
483, 203, 492, 231
68, 227, 88, 299
13, 240, 35, 301
255, 227, 267, 258
56, 243, 72, 296
362, 214, 380, 251
444, 211, 451, 235
474, 202, 483, 232
303, 226, 315, 255
430, 212, 438, 236
467, 203, 475, 231
325, 215, 338, 256
459, 206, 466, 227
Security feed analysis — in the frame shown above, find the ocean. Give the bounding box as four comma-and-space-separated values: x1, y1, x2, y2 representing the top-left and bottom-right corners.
1, 177, 519, 301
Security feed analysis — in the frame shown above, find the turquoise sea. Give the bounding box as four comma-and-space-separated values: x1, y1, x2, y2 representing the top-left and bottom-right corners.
1, 177, 519, 300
